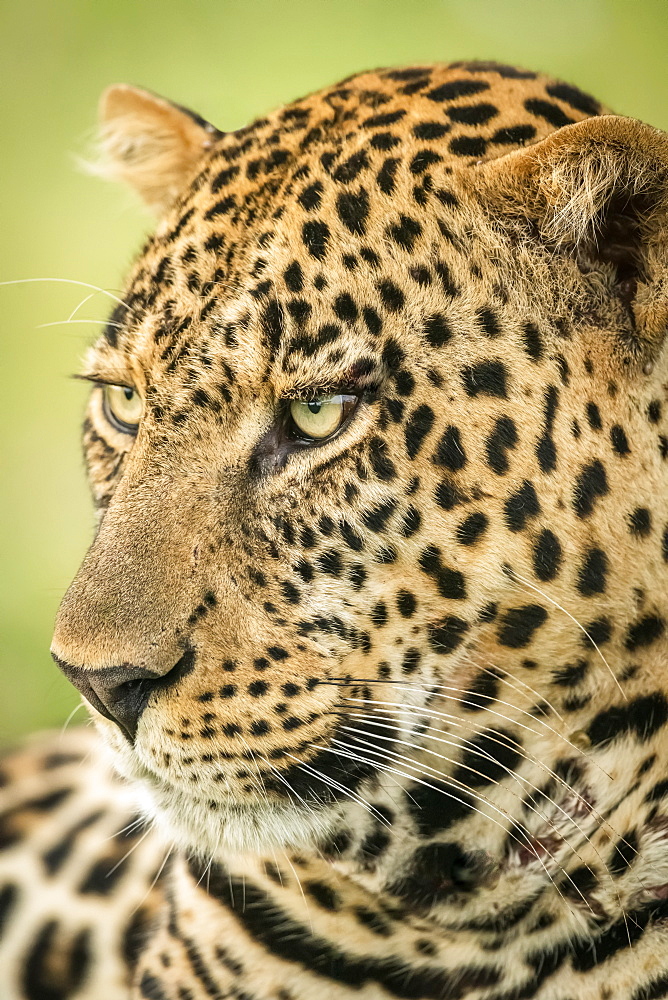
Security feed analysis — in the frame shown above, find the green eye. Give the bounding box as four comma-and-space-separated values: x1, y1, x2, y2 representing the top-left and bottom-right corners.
102, 384, 143, 434
288, 394, 357, 441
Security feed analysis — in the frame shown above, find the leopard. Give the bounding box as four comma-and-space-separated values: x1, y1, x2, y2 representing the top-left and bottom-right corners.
1, 58, 668, 1000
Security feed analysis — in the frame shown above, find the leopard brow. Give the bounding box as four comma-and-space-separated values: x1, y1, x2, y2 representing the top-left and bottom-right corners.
282, 374, 379, 400
72, 372, 135, 388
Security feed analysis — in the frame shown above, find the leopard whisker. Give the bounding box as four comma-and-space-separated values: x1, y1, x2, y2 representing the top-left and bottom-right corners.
283, 752, 393, 828
345, 689, 613, 780
36, 318, 126, 330
343, 713, 620, 892
66, 291, 97, 322
325, 740, 587, 916
339, 720, 598, 875
105, 825, 154, 879
0, 277, 131, 312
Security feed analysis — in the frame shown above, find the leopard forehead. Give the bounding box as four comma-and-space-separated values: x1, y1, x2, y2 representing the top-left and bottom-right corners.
89, 62, 600, 399
54, 59, 668, 865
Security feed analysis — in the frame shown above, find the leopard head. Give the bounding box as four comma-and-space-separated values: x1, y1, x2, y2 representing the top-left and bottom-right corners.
51, 66, 668, 872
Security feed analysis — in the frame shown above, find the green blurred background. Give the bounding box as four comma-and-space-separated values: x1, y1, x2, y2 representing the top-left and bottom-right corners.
2, 0, 667, 744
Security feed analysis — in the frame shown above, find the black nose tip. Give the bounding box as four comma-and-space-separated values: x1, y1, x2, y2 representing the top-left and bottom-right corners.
53, 650, 195, 741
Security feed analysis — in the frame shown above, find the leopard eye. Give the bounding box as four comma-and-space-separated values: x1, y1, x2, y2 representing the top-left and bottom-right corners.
288, 394, 357, 442
102, 384, 143, 434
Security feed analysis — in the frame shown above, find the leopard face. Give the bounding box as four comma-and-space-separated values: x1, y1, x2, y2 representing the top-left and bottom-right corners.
51, 61, 668, 886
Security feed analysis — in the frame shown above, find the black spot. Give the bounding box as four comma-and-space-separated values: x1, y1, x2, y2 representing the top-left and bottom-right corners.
492, 124, 536, 144
368, 436, 397, 480
423, 312, 452, 347
404, 405, 435, 459
397, 590, 417, 618
588, 693, 668, 747
461, 361, 508, 398
318, 549, 343, 576
536, 385, 558, 473
0, 882, 18, 934
545, 82, 600, 116
340, 521, 364, 552
410, 150, 442, 174
504, 481, 540, 532
463, 669, 501, 711
363, 110, 406, 128
337, 188, 370, 235
533, 529, 562, 581
377, 158, 400, 195
552, 659, 588, 687
333, 150, 369, 183
434, 479, 465, 510
370, 132, 400, 150
419, 545, 466, 599
522, 324, 543, 362
377, 281, 405, 312
402, 648, 422, 674
302, 220, 330, 260
284, 261, 304, 292
22, 920, 92, 999
333, 293, 358, 323
586, 402, 602, 430
497, 605, 548, 648
298, 181, 323, 211
363, 307, 382, 337
306, 880, 340, 911
250, 720, 271, 736
629, 507, 652, 537
401, 506, 422, 536
433, 426, 466, 470
609, 830, 638, 878
362, 499, 397, 532
573, 459, 608, 518
647, 400, 662, 424
204, 197, 235, 220
138, 972, 170, 1000
476, 307, 501, 338
394, 369, 415, 395
625, 615, 665, 652
524, 98, 575, 128
387, 214, 422, 251
389, 841, 477, 908
456, 512, 488, 546
371, 602, 388, 627
581, 617, 612, 648
406, 780, 474, 835
413, 121, 450, 140
485, 416, 518, 474
354, 906, 392, 936
427, 79, 490, 102
632, 972, 668, 1000
449, 136, 487, 157
577, 548, 607, 596
452, 727, 521, 786
428, 616, 469, 654
611, 424, 630, 456
448, 102, 498, 126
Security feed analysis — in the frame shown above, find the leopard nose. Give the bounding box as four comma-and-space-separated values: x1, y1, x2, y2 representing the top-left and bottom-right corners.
53, 649, 195, 741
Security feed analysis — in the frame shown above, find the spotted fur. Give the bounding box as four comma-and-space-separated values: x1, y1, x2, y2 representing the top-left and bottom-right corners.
2, 60, 668, 999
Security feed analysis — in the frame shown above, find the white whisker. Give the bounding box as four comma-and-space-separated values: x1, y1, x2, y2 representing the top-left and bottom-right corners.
0, 277, 130, 311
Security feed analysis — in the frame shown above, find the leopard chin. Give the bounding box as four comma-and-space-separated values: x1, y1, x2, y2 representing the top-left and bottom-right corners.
97, 712, 339, 856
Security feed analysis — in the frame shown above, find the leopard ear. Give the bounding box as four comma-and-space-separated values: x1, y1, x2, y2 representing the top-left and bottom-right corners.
94, 85, 223, 213
481, 115, 668, 351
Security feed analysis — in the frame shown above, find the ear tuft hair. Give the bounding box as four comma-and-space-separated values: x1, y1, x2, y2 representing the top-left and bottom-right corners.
482, 115, 668, 349
89, 85, 223, 214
